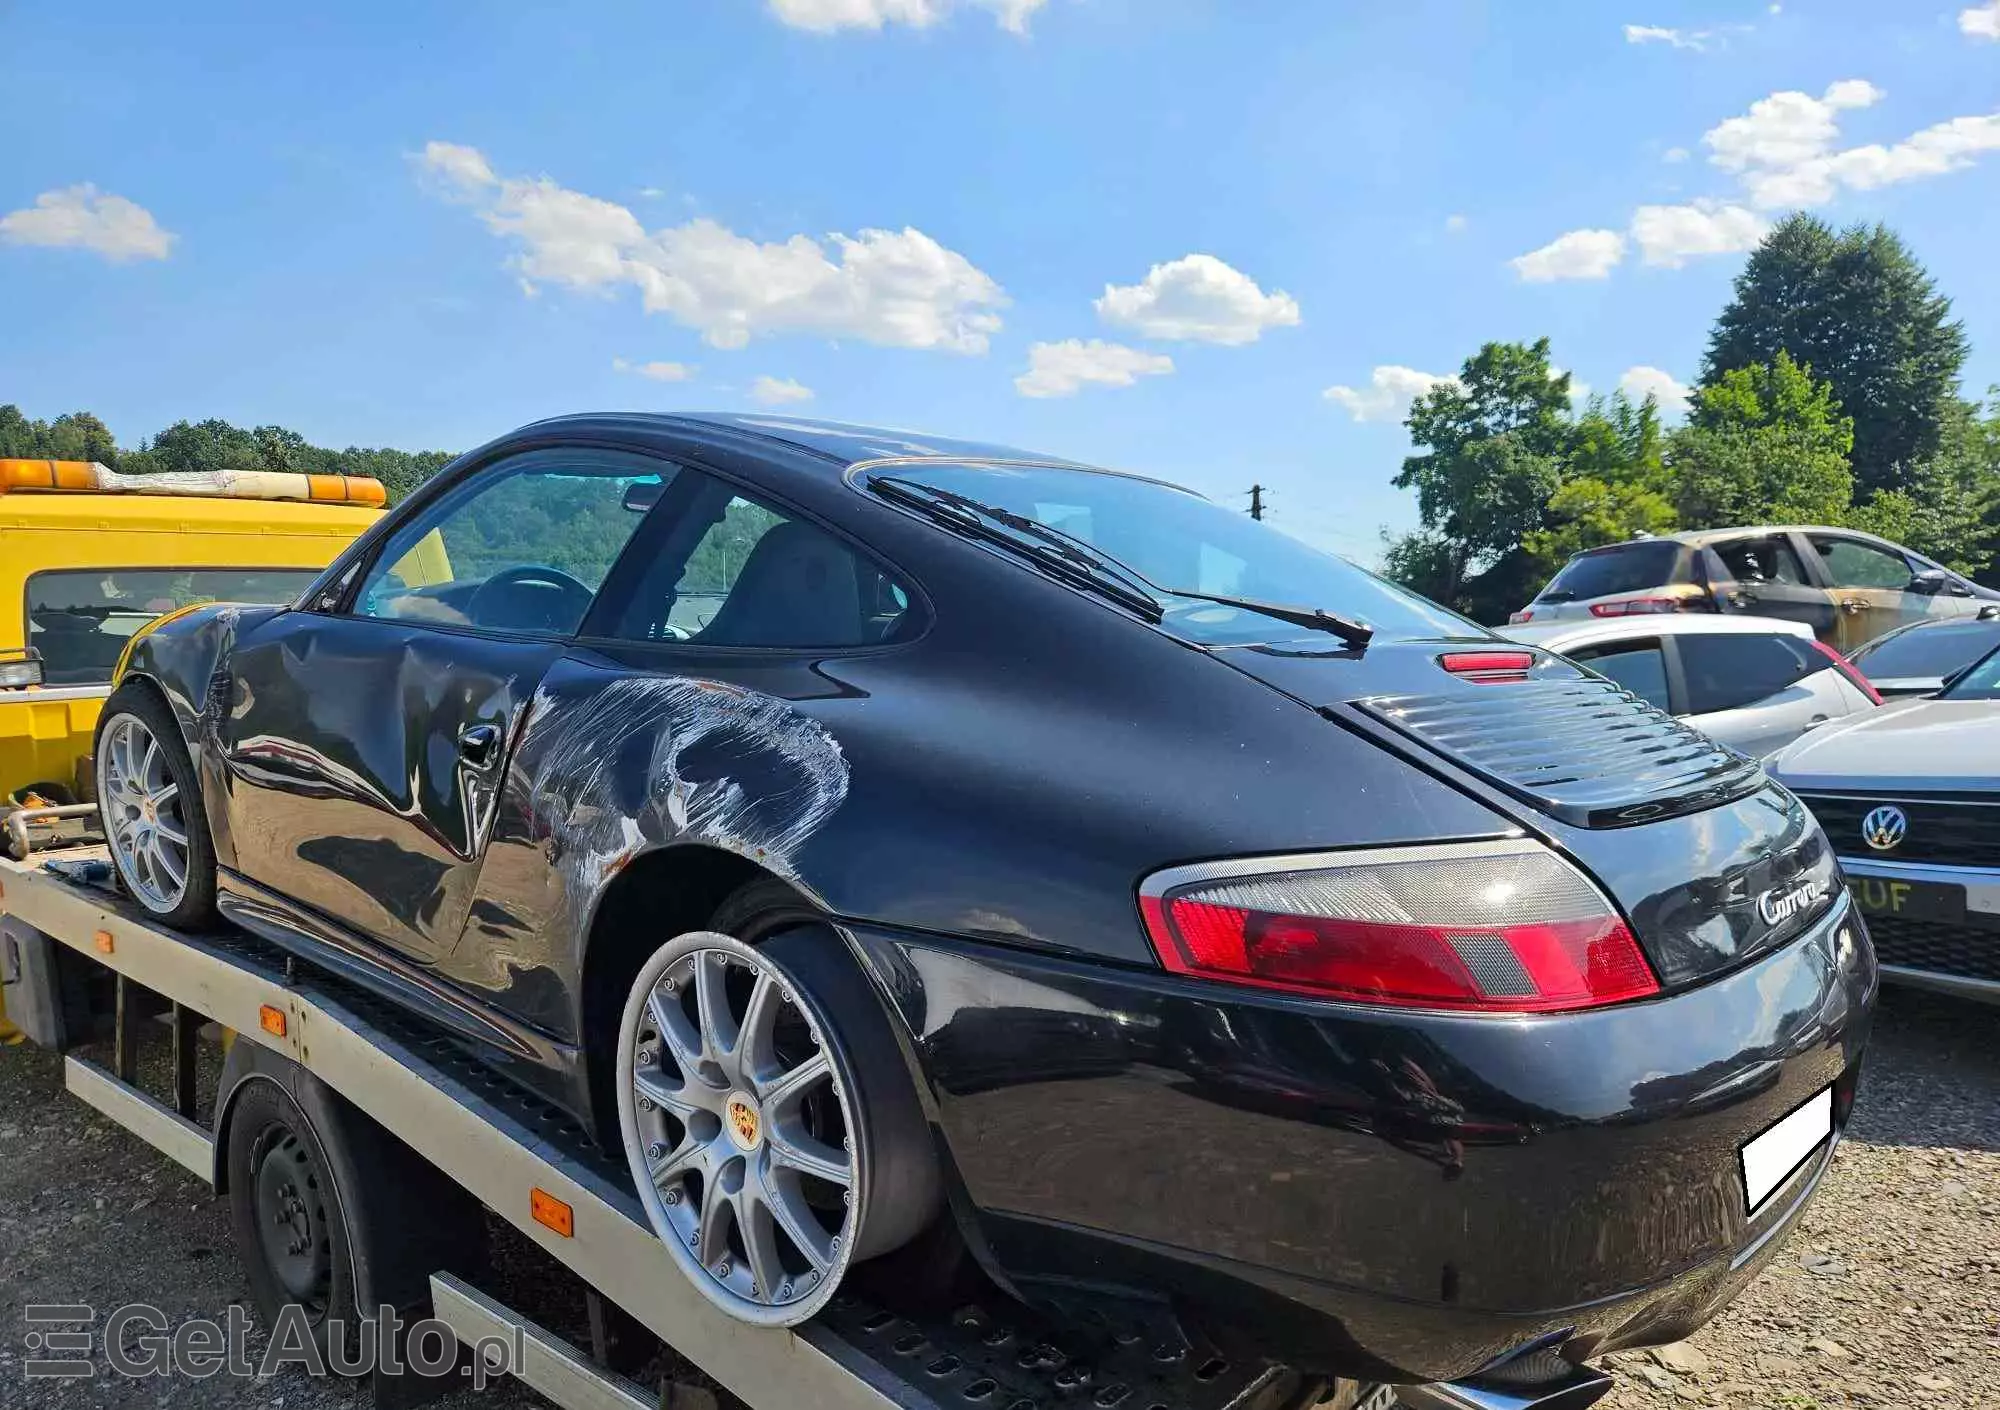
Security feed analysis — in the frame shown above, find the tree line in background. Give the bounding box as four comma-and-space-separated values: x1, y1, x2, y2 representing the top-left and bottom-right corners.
1385, 213, 2000, 624
0, 406, 455, 504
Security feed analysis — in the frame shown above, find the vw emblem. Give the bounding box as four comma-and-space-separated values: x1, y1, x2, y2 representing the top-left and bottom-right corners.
1861, 805, 1908, 852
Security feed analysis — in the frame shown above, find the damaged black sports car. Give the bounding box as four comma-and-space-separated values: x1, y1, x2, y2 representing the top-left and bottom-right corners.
99, 413, 1875, 1394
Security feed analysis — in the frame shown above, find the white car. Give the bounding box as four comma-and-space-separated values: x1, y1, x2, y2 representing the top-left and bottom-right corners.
1769, 639, 2000, 1003
1501, 614, 1882, 757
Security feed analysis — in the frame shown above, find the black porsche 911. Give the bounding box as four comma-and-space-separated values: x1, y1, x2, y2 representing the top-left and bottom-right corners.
99, 413, 1874, 1397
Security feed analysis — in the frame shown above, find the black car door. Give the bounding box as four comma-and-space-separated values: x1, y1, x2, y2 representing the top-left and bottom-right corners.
215, 446, 664, 964
1707, 533, 1838, 642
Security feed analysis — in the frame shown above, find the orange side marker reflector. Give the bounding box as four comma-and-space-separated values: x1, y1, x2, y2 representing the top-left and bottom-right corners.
93, 929, 114, 954
531, 1188, 575, 1238
259, 1005, 288, 1038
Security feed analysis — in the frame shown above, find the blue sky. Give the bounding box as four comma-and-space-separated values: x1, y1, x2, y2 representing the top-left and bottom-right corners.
4, 0, 1998, 563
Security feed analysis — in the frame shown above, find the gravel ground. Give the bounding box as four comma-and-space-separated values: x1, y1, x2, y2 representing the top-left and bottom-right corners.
1598, 986, 2000, 1410
0, 985, 1991, 1409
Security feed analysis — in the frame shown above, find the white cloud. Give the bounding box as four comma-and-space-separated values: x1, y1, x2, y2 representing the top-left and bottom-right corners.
0, 184, 174, 262
1015, 339, 1173, 398
1962, 2, 2000, 40
417, 142, 1007, 352
1625, 23, 1706, 50
1093, 254, 1300, 346
1322, 366, 1459, 423
1509, 228, 1626, 282
1630, 201, 1768, 267
1702, 79, 1883, 181
613, 358, 696, 381
1444, 213, 1468, 233
1663, 146, 1691, 163
750, 375, 815, 405
1753, 112, 2000, 206
766, 0, 1047, 34
1618, 365, 1693, 415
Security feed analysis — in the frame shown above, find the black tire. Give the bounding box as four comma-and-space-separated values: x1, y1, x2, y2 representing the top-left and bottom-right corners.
93, 682, 218, 928
224, 1078, 362, 1368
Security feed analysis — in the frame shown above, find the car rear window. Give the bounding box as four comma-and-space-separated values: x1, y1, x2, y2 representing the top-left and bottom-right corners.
1849, 620, 2000, 680
28, 568, 320, 685
870, 461, 1478, 646
1677, 633, 1819, 715
1538, 541, 1686, 602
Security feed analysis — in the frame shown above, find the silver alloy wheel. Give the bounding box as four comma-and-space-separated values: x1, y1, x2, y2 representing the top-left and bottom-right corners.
100, 714, 191, 913
616, 932, 863, 1326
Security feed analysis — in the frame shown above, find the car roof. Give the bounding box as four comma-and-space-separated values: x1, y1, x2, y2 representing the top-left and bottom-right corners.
519, 411, 1086, 470
1569, 525, 1896, 555
1501, 613, 1817, 650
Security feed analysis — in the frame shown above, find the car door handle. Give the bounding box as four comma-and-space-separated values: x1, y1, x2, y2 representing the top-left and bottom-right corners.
458, 725, 502, 768
1838, 598, 1866, 614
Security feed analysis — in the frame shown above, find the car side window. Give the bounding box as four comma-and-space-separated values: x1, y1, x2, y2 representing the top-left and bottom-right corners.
1810, 535, 1912, 590
601, 470, 917, 648
1713, 536, 1807, 586
350, 449, 664, 636
1566, 640, 1672, 711
1677, 634, 1816, 714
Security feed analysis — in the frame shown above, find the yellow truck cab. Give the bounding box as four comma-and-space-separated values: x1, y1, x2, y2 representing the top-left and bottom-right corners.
0, 458, 388, 827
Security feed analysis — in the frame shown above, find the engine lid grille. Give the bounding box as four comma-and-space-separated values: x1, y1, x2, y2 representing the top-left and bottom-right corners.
1354, 676, 1767, 829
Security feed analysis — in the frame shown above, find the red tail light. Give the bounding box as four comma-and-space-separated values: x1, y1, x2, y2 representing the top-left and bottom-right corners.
1508, 609, 1535, 624
1588, 596, 1687, 617
1809, 639, 1884, 706
1139, 840, 1660, 1013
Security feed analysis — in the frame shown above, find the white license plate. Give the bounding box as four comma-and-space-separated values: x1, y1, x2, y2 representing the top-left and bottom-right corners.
1739, 1086, 1833, 1215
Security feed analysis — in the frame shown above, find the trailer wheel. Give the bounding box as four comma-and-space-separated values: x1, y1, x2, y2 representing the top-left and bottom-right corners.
616, 927, 939, 1327
226, 1078, 361, 1363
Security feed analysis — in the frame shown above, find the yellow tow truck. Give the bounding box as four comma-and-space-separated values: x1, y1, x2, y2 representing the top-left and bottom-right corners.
0, 459, 390, 1039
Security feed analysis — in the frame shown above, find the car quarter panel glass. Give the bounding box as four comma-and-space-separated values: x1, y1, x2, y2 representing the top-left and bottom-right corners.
1566, 638, 1672, 710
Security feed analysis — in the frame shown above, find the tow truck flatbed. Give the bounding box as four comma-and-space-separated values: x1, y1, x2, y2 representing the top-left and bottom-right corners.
0, 846, 1351, 1410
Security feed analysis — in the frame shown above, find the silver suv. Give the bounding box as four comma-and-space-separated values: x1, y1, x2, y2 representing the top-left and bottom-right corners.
1514, 526, 2000, 651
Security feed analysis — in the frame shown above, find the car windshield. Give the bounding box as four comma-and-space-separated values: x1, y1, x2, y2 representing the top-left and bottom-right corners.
1539, 541, 1684, 602
1849, 620, 2000, 680
873, 461, 1479, 646
1941, 642, 2000, 701
27, 568, 320, 685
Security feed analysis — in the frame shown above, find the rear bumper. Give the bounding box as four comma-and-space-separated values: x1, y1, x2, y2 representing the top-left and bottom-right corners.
1842, 855, 2000, 1003
845, 896, 1875, 1383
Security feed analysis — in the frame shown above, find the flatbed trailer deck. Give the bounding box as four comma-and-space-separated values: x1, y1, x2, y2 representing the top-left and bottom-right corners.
0, 845, 1386, 1410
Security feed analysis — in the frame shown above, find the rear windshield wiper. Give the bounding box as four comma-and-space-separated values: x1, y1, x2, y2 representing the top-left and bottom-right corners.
868, 476, 1164, 622
1154, 589, 1374, 649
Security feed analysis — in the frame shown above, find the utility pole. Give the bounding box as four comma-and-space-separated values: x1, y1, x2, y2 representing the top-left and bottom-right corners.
1246, 484, 1267, 521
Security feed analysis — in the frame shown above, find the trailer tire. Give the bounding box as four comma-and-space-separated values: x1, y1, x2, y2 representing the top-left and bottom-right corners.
225, 1077, 364, 1368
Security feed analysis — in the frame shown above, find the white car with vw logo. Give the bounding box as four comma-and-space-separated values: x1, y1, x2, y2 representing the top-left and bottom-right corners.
1769, 638, 2000, 1003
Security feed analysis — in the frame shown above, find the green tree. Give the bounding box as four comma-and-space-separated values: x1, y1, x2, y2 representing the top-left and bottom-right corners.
1703, 215, 1967, 497
1390, 339, 1574, 605
1667, 351, 1854, 528
144, 418, 265, 476
1522, 393, 1678, 579
1847, 393, 2000, 578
